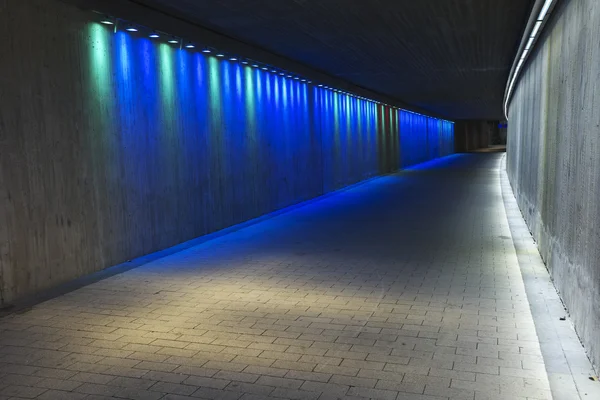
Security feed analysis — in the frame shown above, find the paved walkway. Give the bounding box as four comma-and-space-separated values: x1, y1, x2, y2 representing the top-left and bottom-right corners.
0, 154, 595, 400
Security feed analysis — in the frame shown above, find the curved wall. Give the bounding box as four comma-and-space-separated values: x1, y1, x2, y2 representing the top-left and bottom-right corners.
506, 0, 600, 368
0, 0, 453, 304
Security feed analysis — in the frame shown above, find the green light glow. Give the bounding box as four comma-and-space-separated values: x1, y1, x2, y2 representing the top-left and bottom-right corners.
244, 65, 256, 138
89, 23, 111, 103
159, 43, 175, 116
208, 57, 222, 123
87, 23, 115, 220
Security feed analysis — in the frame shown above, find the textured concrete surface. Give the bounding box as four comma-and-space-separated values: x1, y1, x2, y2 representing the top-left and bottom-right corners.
501, 155, 599, 400
454, 121, 493, 153
506, 0, 600, 369
0, 0, 452, 305
0, 153, 577, 400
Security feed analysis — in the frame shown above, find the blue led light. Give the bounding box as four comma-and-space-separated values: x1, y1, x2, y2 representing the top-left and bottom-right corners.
216, 53, 225, 57
252, 64, 259, 68
185, 43, 195, 49
261, 67, 268, 71
202, 48, 211, 53
230, 57, 238, 61
149, 33, 160, 38
126, 27, 138, 32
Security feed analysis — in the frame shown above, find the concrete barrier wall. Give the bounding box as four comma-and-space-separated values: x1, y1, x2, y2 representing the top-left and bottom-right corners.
506, 0, 600, 368
454, 121, 494, 152
0, 0, 453, 304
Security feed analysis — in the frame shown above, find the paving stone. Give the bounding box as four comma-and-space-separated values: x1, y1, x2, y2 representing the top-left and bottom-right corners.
0, 385, 47, 398
184, 376, 230, 389
150, 381, 199, 395
0, 154, 565, 400
191, 386, 243, 400
225, 381, 275, 396
347, 386, 398, 400
35, 377, 83, 391
37, 389, 87, 400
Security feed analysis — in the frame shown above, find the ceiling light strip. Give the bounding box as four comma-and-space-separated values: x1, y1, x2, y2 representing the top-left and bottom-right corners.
504, 0, 556, 119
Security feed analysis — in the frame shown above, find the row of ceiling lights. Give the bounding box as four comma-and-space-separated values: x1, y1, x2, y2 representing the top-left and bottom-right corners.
98, 15, 374, 101
504, 0, 555, 118
96, 13, 449, 121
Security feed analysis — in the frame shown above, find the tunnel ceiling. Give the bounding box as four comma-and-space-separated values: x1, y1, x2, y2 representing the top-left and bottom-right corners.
133, 0, 533, 120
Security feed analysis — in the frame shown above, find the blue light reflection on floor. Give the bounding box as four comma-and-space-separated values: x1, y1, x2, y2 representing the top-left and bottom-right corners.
105, 152, 467, 277
405, 153, 464, 170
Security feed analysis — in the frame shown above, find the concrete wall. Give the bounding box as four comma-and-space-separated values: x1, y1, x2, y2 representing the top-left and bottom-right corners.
506, 0, 600, 368
0, 0, 454, 304
454, 120, 492, 152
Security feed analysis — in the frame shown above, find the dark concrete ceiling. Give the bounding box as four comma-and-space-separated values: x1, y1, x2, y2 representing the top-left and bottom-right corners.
133, 0, 534, 120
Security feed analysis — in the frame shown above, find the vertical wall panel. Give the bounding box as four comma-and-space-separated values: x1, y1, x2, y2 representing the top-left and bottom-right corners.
0, 0, 454, 303
399, 111, 442, 168
506, 0, 600, 368
427, 117, 440, 160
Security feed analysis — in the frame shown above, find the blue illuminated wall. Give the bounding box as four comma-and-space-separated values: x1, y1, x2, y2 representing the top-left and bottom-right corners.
399, 111, 454, 168
0, 0, 454, 302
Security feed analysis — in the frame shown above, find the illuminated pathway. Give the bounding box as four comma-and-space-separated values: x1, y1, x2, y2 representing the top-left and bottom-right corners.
0, 153, 596, 400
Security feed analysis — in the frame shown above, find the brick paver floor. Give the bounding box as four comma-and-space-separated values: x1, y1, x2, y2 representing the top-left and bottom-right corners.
0, 154, 556, 400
